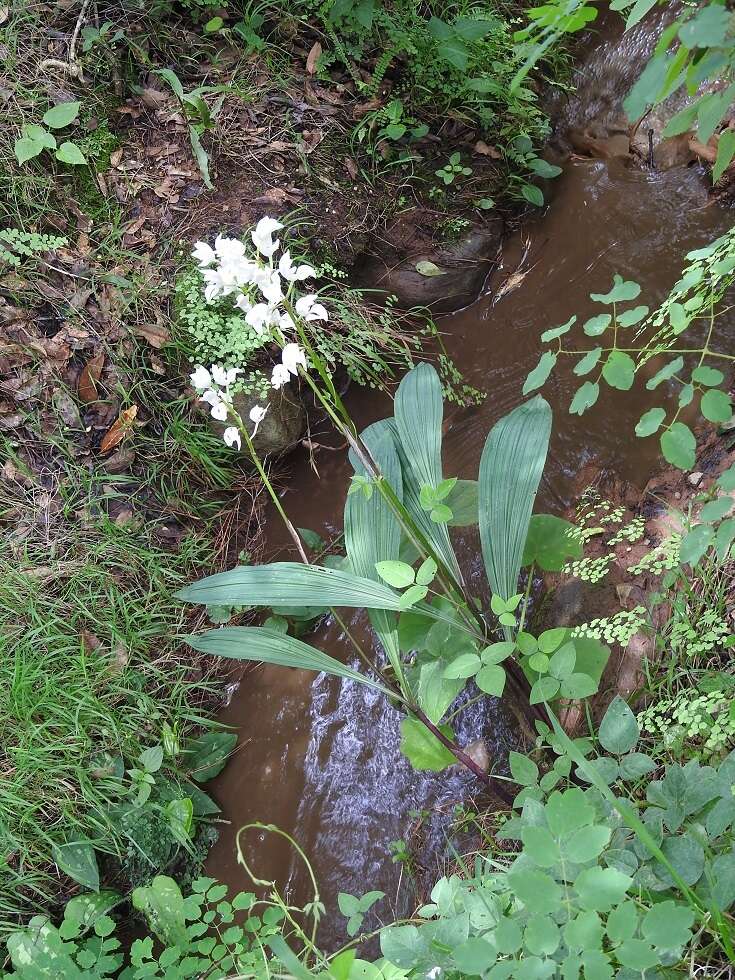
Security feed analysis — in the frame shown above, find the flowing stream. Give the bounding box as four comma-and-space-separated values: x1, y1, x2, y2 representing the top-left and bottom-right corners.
204, 15, 733, 949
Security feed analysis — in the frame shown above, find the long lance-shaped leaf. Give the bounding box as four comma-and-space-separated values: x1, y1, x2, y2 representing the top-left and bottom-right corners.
389, 362, 462, 580
178, 561, 483, 642
346, 420, 406, 690
479, 396, 552, 613
185, 626, 397, 698
176, 562, 405, 611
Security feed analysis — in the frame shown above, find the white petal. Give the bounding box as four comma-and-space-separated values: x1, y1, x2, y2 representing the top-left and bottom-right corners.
295, 264, 316, 280
223, 426, 241, 449
295, 294, 315, 318
278, 251, 297, 281
210, 401, 228, 421
190, 366, 211, 390
192, 241, 216, 267
211, 365, 228, 387
235, 292, 252, 313
279, 311, 295, 331
271, 363, 291, 389
200, 389, 220, 406
282, 342, 307, 376
248, 403, 269, 436
214, 235, 247, 263
225, 367, 242, 387
306, 302, 328, 322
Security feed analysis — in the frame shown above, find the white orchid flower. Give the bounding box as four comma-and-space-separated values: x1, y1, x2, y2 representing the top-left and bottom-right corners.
251, 217, 283, 258
200, 389, 221, 407
223, 426, 241, 450
249, 404, 268, 435
246, 303, 279, 336
211, 365, 229, 387
279, 311, 295, 331
234, 293, 253, 313
214, 235, 247, 263
202, 267, 226, 302
254, 267, 283, 305
210, 400, 229, 422
295, 294, 328, 322
210, 365, 241, 389
190, 366, 211, 391
192, 241, 216, 267
282, 342, 307, 376
271, 363, 291, 389
278, 251, 316, 282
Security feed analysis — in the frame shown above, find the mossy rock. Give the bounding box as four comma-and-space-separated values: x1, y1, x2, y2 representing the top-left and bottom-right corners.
206, 385, 306, 457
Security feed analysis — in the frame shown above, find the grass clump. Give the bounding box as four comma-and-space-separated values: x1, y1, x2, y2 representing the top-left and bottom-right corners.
0, 502, 224, 936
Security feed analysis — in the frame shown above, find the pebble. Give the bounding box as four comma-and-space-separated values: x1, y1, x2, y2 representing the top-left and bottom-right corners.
688, 471, 704, 486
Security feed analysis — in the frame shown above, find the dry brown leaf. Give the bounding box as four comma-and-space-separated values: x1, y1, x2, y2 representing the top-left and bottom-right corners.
474, 140, 502, 159
253, 187, 289, 206
78, 352, 104, 403
100, 405, 137, 454
306, 41, 322, 75
81, 629, 102, 653
344, 156, 358, 179
135, 321, 170, 349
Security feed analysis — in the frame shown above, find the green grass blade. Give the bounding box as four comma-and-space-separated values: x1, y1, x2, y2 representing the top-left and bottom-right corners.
346, 420, 406, 690
185, 626, 396, 698
390, 362, 461, 579
479, 396, 552, 606
176, 562, 405, 611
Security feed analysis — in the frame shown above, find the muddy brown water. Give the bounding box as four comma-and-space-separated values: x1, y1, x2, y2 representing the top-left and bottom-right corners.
203, 153, 732, 946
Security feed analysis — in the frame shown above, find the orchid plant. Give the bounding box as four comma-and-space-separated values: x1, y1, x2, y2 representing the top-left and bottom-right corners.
188, 217, 326, 452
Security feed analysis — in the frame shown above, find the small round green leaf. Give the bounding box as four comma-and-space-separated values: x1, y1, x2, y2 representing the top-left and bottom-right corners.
530, 675, 560, 704
523, 350, 557, 395
375, 561, 415, 588
602, 350, 635, 391
570, 381, 599, 415
635, 407, 666, 437
660, 422, 696, 469
443, 653, 481, 678
701, 388, 733, 423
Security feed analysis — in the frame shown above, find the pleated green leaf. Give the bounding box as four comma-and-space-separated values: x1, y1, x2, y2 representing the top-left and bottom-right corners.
479, 396, 552, 610
346, 420, 405, 687
389, 363, 461, 579
186, 626, 395, 697
176, 562, 404, 611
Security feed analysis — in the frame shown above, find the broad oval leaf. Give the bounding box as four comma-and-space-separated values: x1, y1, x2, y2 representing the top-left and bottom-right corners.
479, 396, 551, 624
400, 718, 455, 770
522, 514, 582, 571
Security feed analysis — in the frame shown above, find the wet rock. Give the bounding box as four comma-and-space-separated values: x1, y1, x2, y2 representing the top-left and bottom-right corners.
462, 738, 490, 773
357, 219, 503, 314
201, 384, 306, 457
227, 386, 306, 456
